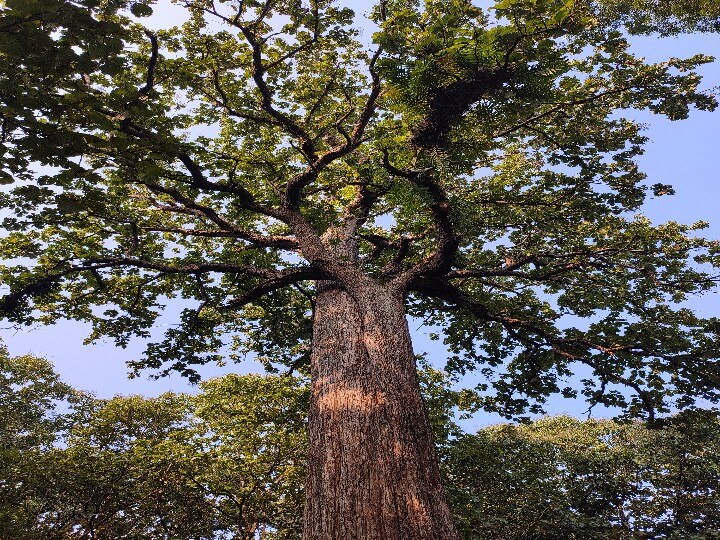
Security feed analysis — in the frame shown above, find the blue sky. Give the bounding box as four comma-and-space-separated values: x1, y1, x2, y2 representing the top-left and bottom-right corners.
2, 1, 719, 429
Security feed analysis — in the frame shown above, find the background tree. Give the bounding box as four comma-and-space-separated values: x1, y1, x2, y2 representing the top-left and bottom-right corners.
0, 350, 309, 539
447, 412, 720, 539
0, 345, 74, 536
2, 0, 720, 537
164, 374, 308, 539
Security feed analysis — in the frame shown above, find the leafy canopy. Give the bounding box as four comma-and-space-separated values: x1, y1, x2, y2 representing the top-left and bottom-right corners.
1, 0, 720, 419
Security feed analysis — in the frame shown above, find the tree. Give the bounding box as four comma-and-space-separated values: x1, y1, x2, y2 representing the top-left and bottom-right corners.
0, 345, 74, 536
1, 0, 720, 537
42, 381, 306, 540
0, 349, 309, 539
446, 413, 720, 539
22, 393, 201, 540
164, 373, 308, 539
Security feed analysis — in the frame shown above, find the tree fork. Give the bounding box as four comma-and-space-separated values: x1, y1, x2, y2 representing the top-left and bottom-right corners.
303, 281, 459, 540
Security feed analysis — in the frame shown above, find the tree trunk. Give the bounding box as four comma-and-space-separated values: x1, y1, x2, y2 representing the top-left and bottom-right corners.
303, 281, 459, 540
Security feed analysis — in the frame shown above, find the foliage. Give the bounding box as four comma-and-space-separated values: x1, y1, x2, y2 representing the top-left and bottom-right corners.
0, 344, 72, 449
0, 345, 75, 536
447, 412, 720, 539
594, 0, 720, 34
170, 373, 308, 539
0, 347, 308, 539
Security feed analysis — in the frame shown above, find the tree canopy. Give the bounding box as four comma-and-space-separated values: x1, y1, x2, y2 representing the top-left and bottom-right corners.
1, 0, 720, 423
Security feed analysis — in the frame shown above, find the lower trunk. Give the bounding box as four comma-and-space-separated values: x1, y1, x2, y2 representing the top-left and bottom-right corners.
303, 282, 459, 540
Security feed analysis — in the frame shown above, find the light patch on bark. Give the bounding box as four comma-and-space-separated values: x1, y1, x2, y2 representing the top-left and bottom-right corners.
316, 385, 388, 412
408, 493, 431, 524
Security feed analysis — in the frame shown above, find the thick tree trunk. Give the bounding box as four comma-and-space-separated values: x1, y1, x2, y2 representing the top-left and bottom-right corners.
303, 282, 459, 540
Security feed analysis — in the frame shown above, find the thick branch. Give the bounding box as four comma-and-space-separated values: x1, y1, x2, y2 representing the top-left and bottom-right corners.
283, 48, 382, 210
207, 69, 282, 126
411, 67, 510, 149
350, 47, 383, 143
240, 25, 316, 158
84, 257, 302, 279
412, 278, 661, 419
136, 179, 259, 236
115, 116, 278, 219
220, 267, 323, 311
340, 179, 389, 242
360, 232, 424, 276
383, 155, 458, 290
138, 31, 158, 95
0, 259, 324, 318
446, 245, 683, 283
146, 226, 298, 249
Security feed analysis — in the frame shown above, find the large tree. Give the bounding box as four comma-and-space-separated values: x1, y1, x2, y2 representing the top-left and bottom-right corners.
2, 0, 720, 538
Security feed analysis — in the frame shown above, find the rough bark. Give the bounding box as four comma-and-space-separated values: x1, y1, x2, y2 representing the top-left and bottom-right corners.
303, 280, 459, 540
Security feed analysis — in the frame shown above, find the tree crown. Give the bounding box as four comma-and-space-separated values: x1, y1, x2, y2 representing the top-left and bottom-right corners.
1, 0, 720, 419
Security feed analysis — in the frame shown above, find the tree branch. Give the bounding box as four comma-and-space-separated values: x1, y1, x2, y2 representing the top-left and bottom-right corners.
383, 154, 458, 290
412, 278, 661, 419
0, 259, 324, 319
138, 30, 159, 96
219, 267, 323, 311
145, 227, 298, 249
207, 68, 282, 126
282, 48, 382, 211
493, 85, 640, 139
239, 25, 316, 159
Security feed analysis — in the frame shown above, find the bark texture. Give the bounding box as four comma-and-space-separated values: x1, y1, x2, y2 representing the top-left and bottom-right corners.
303, 282, 459, 540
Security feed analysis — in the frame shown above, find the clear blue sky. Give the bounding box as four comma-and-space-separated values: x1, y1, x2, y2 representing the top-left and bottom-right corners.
2, 2, 719, 429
